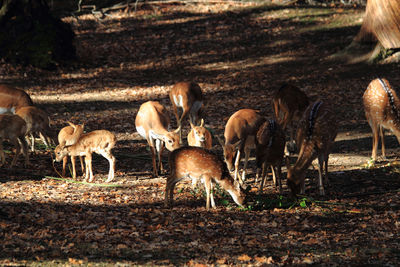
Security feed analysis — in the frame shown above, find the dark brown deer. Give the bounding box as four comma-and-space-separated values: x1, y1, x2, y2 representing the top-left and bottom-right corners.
165, 146, 246, 210
363, 78, 400, 162
272, 84, 309, 154
286, 101, 337, 196
255, 119, 286, 193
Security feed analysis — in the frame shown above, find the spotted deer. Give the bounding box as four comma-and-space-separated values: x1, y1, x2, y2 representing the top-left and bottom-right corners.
165, 146, 246, 210
15, 106, 56, 152
169, 82, 203, 143
56, 122, 85, 179
135, 101, 181, 177
272, 84, 309, 154
286, 101, 337, 196
0, 84, 33, 114
219, 109, 266, 184
363, 78, 400, 162
54, 130, 116, 183
255, 119, 286, 194
0, 114, 29, 167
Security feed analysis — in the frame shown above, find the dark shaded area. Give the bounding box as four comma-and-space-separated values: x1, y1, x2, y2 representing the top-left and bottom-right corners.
0, 0, 75, 69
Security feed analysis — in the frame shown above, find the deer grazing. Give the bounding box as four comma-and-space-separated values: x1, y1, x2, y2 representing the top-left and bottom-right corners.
135, 101, 181, 177
255, 119, 286, 194
0, 114, 29, 167
15, 106, 56, 152
57, 122, 85, 178
165, 146, 246, 210
286, 101, 337, 196
169, 82, 203, 143
219, 109, 266, 184
363, 78, 400, 162
54, 130, 116, 183
0, 84, 34, 114
272, 84, 309, 154
187, 119, 212, 150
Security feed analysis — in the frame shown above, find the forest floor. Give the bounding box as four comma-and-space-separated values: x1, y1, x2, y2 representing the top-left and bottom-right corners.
0, 1, 399, 266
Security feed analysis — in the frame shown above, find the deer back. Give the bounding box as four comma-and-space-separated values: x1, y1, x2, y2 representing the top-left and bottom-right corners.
169, 82, 203, 110
363, 78, 400, 130
0, 85, 33, 114
58, 122, 85, 146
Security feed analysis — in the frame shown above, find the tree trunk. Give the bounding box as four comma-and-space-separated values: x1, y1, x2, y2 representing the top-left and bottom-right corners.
354, 0, 400, 49
0, 0, 75, 69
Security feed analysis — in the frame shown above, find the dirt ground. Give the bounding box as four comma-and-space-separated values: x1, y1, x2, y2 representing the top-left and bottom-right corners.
0, 1, 399, 266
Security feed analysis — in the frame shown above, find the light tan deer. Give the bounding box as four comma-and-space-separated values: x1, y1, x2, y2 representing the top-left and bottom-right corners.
0, 84, 34, 114
187, 119, 212, 149
54, 130, 116, 183
0, 114, 29, 167
363, 78, 400, 162
255, 119, 286, 194
272, 84, 309, 154
169, 82, 203, 143
165, 146, 246, 210
219, 109, 266, 184
15, 106, 56, 152
135, 101, 181, 177
57, 122, 85, 179
286, 101, 337, 196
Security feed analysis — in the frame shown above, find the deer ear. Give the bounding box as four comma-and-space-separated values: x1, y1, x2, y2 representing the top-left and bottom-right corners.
189, 120, 195, 129
217, 135, 225, 147
233, 140, 242, 149
173, 125, 182, 134
67, 121, 76, 129
200, 118, 205, 127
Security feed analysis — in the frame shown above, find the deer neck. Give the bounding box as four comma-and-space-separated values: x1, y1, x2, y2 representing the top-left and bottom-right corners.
293, 141, 316, 176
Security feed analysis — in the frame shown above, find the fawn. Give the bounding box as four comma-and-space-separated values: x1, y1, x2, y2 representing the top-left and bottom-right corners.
363, 78, 400, 162
286, 101, 337, 196
165, 146, 246, 210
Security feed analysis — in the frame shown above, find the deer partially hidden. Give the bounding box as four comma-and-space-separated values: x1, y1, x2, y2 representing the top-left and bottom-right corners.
135, 101, 181, 177
165, 146, 246, 210
54, 129, 116, 183
255, 119, 286, 194
272, 84, 309, 154
15, 106, 56, 152
286, 101, 337, 196
56, 122, 85, 179
169, 82, 203, 143
0, 114, 29, 167
0, 84, 33, 114
219, 109, 266, 184
363, 78, 400, 162
187, 119, 212, 150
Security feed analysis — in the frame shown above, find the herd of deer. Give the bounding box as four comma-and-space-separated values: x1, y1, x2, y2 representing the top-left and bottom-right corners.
0, 77, 398, 209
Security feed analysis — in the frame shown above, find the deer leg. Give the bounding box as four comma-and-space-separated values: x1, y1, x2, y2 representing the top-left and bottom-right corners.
20, 138, 29, 167
62, 156, 68, 177
379, 126, 386, 160
276, 163, 282, 193
150, 145, 158, 177
79, 156, 85, 178
30, 133, 35, 152
102, 151, 116, 182
10, 138, 21, 168
258, 162, 267, 194
234, 150, 241, 182
71, 155, 77, 179
85, 154, 93, 182
178, 109, 189, 144
204, 175, 214, 210
370, 122, 379, 162
0, 140, 5, 165
39, 132, 50, 149
317, 154, 325, 196
241, 147, 251, 183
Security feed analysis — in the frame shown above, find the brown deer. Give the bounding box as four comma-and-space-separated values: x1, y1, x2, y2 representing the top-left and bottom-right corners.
363, 78, 400, 162
56, 122, 85, 179
54, 130, 116, 183
272, 84, 309, 154
135, 101, 181, 177
187, 119, 212, 150
219, 109, 266, 184
0, 84, 33, 114
286, 101, 337, 196
165, 146, 246, 210
15, 106, 56, 152
0, 114, 29, 167
255, 119, 286, 194
169, 82, 203, 143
